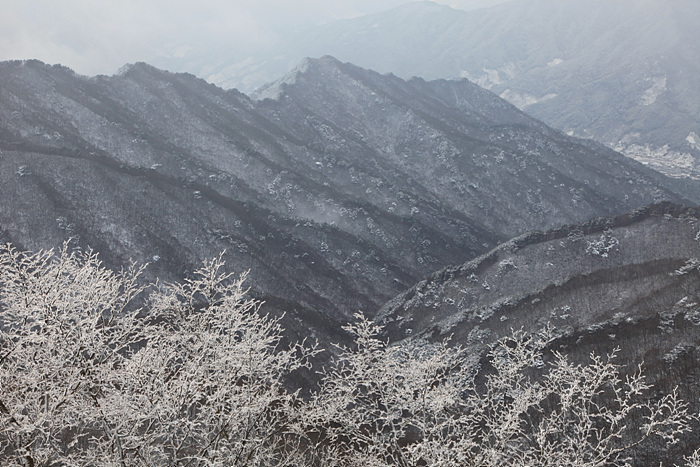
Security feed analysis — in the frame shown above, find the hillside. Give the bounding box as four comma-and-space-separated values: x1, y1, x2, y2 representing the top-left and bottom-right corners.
378, 202, 700, 464
0, 56, 697, 346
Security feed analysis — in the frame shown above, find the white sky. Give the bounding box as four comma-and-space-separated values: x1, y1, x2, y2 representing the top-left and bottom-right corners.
0, 0, 513, 76
0, 0, 486, 76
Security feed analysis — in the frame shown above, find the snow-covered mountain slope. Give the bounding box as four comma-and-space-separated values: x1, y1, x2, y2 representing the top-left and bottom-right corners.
0, 56, 697, 345
170, 0, 700, 178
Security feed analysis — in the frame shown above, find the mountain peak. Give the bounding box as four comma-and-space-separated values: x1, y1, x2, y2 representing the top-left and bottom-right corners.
114, 61, 183, 81
251, 56, 345, 101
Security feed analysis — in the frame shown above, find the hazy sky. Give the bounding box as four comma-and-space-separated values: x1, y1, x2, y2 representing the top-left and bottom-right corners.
0, 0, 513, 76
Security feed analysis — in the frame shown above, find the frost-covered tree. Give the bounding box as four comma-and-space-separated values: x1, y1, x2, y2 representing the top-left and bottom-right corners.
0, 243, 315, 466
0, 243, 698, 466
0, 243, 148, 466
302, 315, 697, 467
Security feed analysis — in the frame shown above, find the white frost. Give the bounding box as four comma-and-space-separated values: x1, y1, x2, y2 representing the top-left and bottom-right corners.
499, 89, 557, 110
640, 76, 666, 106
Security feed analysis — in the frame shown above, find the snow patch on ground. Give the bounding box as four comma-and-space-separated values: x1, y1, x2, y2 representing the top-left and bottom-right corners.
640, 76, 666, 106
480, 68, 503, 87
499, 89, 558, 110
461, 68, 499, 89
250, 58, 311, 101
461, 63, 516, 89
500, 62, 516, 79
547, 58, 563, 67
687, 132, 700, 151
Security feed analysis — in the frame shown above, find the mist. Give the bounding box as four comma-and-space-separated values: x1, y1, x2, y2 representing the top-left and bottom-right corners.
0, 0, 441, 76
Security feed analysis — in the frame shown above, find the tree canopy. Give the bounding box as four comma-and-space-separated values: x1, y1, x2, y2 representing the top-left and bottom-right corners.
0, 243, 697, 466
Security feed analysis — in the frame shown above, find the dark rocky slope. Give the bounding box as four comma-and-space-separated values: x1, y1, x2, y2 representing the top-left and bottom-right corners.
0, 57, 697, 345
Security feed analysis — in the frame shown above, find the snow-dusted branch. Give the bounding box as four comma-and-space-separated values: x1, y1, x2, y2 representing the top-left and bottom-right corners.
0, 243, 696, 466
0, 244, 316, 466
304, 320, 697, 467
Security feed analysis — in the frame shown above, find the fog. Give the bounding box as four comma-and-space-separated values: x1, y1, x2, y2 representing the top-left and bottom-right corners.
0, 0, 513, 77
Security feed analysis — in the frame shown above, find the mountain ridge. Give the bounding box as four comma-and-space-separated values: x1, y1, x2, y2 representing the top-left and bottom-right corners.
1, 56, 698, 350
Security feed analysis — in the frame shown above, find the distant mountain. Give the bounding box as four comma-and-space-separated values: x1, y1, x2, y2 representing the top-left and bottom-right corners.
377, 202, 700, 464
176, 0, 700, 178
0, 57, 696, 347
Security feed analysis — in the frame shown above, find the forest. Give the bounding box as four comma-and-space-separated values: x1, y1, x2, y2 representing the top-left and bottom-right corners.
1, 243, 698, 466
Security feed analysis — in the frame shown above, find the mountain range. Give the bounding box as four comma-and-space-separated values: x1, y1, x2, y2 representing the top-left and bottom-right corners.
1, 56, 696, 348
158, 0, 700, 179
